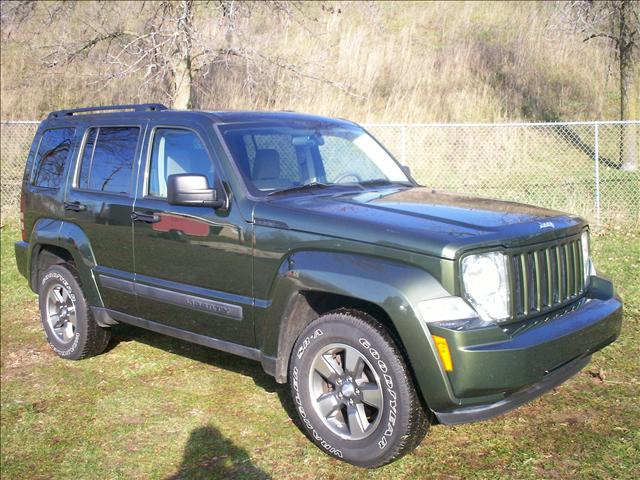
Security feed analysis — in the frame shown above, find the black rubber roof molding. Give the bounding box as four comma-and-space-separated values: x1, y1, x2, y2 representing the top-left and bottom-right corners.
48, 103, 168, 118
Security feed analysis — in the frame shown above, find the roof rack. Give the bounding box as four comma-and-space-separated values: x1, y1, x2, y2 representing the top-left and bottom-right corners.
48, 103, 168, 118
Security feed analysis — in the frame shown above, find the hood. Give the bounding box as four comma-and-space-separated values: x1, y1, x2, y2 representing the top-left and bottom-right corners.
253, 187, 586, 259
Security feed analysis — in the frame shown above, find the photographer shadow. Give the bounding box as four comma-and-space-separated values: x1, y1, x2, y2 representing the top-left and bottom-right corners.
166, 424, 271, 480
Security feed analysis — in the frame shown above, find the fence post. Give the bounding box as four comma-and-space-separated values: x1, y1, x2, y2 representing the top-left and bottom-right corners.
400, 124, 407, 165
594, 122, 601, 227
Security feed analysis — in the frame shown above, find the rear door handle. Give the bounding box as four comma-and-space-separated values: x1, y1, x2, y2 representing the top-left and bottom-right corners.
64, 201, 86, 212
131, 211, 161, 223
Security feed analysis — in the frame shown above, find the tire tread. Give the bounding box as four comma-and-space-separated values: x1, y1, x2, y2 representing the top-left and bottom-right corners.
40, 264, 110, 360
290, 308, 430, 468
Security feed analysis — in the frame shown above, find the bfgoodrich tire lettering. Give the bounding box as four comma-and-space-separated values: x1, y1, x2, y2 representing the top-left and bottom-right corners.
39, 264, 110, 360
290, 309, 429, 468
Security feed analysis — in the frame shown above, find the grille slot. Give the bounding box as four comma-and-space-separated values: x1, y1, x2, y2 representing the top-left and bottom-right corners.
511, 236, 585, 318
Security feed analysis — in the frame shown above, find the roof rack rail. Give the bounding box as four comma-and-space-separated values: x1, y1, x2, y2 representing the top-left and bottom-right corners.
48, 103, 168, 118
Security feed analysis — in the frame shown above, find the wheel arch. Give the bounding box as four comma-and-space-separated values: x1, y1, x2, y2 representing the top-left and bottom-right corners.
28, 219, 103, 306
259, 250, 455, 411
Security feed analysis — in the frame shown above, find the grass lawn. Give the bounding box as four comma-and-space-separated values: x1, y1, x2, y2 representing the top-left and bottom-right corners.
1, 222, 638, 479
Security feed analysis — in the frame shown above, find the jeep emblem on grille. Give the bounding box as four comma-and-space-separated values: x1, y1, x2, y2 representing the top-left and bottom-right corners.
539, 221, 554, 229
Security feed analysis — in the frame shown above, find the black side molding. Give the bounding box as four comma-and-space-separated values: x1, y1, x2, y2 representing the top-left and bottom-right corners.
97, 274, 243, 321
90, 306, 279, 380
91, 307, 260, 361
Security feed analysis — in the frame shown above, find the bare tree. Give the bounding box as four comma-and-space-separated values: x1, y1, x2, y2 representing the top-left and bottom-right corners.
562, 0, 639, 170
39, 1, 221, 109
31, 1, 354, 111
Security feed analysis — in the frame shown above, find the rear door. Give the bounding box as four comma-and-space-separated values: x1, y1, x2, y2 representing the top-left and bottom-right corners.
63, 122, 145, 315
131, 122, 254, 346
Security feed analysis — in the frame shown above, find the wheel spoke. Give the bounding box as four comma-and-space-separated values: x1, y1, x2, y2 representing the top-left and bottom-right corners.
360, 383, 383, 410
313, 354, 344, 381
52, 288, 65, 304
344, 346, 365, 379
64, 322, 74, 339
316, 392, 340, 418
346, 403, 368, 437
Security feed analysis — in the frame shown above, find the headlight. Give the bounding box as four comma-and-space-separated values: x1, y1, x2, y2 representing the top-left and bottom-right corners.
461, 252, 510, 322
581, 230, 594, 285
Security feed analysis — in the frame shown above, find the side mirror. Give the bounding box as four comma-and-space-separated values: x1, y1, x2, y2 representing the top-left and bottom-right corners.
401, 165, 412, 178
167, 174, 225, 208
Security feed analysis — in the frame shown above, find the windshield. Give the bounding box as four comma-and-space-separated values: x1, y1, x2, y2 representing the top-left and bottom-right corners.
218, 121, 411, 195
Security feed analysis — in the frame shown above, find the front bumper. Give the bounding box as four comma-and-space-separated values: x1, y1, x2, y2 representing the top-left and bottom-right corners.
428, 276, 622, 423
435, 354, 591, 424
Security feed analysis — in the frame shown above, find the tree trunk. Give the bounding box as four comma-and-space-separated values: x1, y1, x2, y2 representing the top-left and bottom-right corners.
171, 0, 194, 110
619, 0, 638, 171
172, 55, 193, 109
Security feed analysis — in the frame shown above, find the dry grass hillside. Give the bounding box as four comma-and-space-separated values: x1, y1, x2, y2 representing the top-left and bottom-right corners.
1, 1, 638, 122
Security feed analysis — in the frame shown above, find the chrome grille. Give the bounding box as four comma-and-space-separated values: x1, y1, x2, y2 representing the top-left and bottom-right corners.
510, 236, 585, 318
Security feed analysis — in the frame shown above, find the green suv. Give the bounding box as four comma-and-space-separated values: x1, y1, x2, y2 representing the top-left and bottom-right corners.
15, 104, 622, 467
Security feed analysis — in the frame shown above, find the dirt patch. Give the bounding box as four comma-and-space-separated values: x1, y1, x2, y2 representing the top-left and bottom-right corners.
1, 344, 50, 370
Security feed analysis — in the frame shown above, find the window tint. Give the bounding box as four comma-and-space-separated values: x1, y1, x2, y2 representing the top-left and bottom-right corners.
32, 128, 75, 189
148, 128, 213, 197
78, 127, 139, 194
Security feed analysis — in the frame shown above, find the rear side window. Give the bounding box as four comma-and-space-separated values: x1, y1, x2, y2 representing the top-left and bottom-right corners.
77, 126, 140, 194
32, 128, 75, 189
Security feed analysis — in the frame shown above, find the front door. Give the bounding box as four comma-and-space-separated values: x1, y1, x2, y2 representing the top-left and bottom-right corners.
132, 125, 254, 346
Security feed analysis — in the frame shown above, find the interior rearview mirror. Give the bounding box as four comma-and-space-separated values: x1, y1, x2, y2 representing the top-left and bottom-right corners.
167, 174, 225, 208
291, 134, 324, 146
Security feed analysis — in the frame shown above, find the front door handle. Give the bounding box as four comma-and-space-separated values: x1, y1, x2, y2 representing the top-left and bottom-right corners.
131, 211, 161, 223
64, 201, 87, 212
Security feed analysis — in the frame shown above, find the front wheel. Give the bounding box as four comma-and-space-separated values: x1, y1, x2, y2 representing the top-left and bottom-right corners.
289, 310, 429, 468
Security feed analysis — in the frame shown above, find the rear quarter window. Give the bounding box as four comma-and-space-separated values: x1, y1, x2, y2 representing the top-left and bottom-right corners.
31, 127, 75, 189
77, 126, 140, 194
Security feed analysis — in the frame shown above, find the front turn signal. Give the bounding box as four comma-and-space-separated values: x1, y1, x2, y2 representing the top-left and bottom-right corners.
432, 335, 453, 372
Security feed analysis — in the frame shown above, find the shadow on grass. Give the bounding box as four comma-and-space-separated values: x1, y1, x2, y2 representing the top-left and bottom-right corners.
166, 425, 272, 480
109, 323, 308, 436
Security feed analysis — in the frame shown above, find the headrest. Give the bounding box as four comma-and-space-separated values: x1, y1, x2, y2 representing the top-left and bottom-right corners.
253, 149, 281, 180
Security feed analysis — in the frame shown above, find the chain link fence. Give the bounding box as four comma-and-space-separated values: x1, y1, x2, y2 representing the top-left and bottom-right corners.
1, 121, 39, 220
367, 121, 639, 228
2, 119, 639, 227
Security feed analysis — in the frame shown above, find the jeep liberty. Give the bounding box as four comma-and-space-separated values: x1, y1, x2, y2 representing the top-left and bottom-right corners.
15, 104, 622, 467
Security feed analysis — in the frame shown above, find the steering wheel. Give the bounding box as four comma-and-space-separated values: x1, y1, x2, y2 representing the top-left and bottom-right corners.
333, 171, 363, 184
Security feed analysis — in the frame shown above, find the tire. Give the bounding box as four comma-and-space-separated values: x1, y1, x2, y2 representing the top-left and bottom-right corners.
38, 264, 110, 360
289, 309, 430, 468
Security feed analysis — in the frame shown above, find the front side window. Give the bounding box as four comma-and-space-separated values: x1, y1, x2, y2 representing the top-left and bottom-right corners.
219, 121, 409, 194
77, 126, 140, 194
32, 128, 75, 189
148, 128, 213, 197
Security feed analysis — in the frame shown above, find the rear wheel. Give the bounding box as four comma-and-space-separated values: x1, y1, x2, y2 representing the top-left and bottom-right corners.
289, 309, 429, 468
38, 264, 110, 359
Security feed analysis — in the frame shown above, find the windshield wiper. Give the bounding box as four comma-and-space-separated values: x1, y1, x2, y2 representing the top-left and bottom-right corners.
358, 179, 412, 188
267, 182, 333, 196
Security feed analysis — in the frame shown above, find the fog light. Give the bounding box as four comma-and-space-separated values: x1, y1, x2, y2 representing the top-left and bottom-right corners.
432, 335, 453, 372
